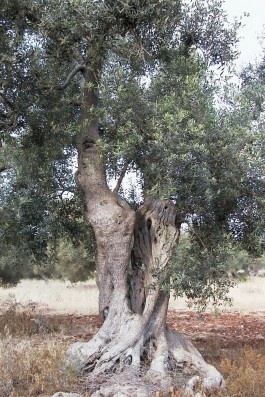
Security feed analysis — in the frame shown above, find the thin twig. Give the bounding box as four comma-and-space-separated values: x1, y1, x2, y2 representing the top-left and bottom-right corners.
68, 99, 82, 106
113, 161, 129, 194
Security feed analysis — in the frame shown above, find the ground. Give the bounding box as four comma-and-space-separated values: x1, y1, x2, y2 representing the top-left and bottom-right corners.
23, 309, 265, 396
0, 279, 265, 396
167, 310, 265, 349
65, 310, 265, 396
58, 309, 265, 349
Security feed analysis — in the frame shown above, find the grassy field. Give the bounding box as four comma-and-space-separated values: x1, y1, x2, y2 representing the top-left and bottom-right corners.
0, 279, 99, 314
0, 278, 264, 396
0, 277, 265, 314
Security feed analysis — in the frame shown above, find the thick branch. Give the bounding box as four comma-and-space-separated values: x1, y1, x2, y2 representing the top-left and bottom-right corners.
0, 165, 9, 173
68, 99, 82, 106
113, 161, 129, 193
58, 64, 87, 90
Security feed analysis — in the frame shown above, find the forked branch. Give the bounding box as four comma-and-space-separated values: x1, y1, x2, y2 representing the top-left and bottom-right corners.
58, 64, 87, 90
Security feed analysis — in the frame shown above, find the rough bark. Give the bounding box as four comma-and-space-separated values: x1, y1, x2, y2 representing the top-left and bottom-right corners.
66, 60, 224, 397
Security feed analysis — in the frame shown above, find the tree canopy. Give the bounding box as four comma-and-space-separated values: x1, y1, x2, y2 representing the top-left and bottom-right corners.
0, 0, 263, 289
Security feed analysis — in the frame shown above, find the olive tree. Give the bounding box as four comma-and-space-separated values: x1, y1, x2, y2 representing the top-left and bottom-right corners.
1, 1, 264, 395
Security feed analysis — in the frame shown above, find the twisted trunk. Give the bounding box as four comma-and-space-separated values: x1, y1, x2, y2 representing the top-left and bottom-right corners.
67, 193, 224, 395
66, 62, 224, 396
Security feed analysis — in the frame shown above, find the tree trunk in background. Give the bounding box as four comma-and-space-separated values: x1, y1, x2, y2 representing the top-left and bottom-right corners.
66, 62, 224, 396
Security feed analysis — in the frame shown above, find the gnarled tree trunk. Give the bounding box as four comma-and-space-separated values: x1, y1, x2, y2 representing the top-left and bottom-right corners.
66, 62, 224, 397
67, 189, 224, 396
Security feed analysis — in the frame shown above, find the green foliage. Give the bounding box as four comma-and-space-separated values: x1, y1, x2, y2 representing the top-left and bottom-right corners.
225, 249, 254, 272
0, 162, 96, 284
54, 239, 96, 283
165, 233, 234, 309
225, 249, 265, 272
165, 231, 265, 309
0, 245, 33, 286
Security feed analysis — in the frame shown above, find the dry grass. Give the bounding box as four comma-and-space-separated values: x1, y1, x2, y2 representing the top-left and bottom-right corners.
218, 347, 265, 397
0, 298, 74, 338
200, 342, 265, 397
1, 277, 265, 315
0, 297, 91, 397
0, 279, 99, 314
227, 277, 265, 312
0, 338, 78, 397
169, 277, 265, 313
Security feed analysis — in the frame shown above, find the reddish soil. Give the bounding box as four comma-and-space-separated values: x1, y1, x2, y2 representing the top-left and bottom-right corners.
167, 310, 265, 349
58, 310, 265, 350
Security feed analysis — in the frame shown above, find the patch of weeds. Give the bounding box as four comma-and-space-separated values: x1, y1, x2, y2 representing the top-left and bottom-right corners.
198, 340, 265, 397
218, 346, 265, 397
0, 338, 83, 397
0, 295, 91, 396
0, 294, 73, 337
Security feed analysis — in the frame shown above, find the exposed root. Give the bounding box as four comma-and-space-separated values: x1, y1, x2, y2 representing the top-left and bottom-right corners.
166, 328, 224, 391
66, 311, 143, 375
67, 324, 224, 397
86, 368, 160, 397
